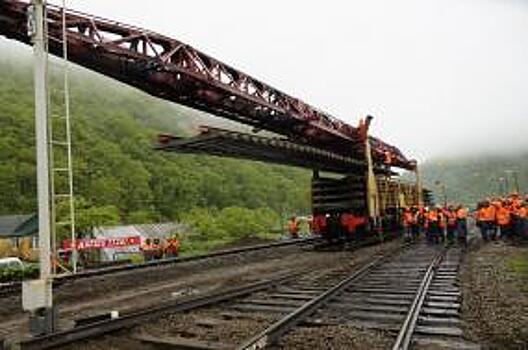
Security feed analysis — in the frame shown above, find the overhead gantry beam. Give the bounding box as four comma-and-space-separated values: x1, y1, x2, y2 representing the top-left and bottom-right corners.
0, 0, 415, 170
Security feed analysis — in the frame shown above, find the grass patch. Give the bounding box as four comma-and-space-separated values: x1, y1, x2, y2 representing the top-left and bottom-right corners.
255, 231, 283, 240
179, 232, 283, 256
178, 237, 232, 256
507, 251, 528, 292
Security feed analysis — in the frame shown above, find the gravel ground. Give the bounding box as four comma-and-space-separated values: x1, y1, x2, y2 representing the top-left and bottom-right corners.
53, 240, 403, 350
0, 243, 279, 319
461, 240, 528, 349
0, 242, 316, 342
276, 325, 392, 350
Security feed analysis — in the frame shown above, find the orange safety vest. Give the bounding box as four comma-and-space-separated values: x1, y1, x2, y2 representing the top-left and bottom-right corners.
456, 208, 468, 219
402, 211, 413, 227
288, 219, 298, 233
427, 210, 438, 222
496, 207, 510, 226
483, 206, 496, 222
438, 212, 446, 228
446, 211, 457, 226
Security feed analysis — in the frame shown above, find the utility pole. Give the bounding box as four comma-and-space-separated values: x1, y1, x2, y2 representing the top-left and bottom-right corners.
505, 169, 520, 194
498, 177, 506, 196
513, 171, 520, 194
434, 180, 447, 207
22, 0, 56, 335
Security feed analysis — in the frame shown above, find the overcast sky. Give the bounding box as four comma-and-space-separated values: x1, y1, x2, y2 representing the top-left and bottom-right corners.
31, 1, 528, 160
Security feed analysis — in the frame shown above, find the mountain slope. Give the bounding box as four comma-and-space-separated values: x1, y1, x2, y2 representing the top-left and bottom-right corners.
420, 153, 528, 205
0, 41, 311, 225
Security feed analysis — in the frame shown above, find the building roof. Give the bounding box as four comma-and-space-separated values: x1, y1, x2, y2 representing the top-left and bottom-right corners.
0, 214, 38, 238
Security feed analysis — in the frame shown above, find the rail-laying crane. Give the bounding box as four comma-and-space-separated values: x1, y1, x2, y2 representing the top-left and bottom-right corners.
0, 0, 426, 239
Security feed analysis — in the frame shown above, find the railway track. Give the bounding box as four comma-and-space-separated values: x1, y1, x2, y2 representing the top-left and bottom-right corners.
0, 237, 319, 299
235, 242, 477, 349
230, 243, 437, 349
14, 237, 394, 349
12, 239, 479, 350
392, 247, 478, 350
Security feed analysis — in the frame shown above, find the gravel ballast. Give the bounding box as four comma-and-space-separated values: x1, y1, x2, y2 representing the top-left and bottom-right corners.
461, 241, 528, 348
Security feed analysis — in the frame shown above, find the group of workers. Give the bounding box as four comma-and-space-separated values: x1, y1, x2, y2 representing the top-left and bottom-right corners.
288, 192, 528, 244
475, 193, 528, 241
402, 205, 468, 245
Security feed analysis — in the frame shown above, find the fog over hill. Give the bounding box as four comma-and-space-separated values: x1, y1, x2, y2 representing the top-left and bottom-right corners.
419, 152, 528, 206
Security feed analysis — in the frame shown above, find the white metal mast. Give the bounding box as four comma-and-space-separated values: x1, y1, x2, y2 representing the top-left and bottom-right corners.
22, 0, 55, 335
34, 0, 52, 289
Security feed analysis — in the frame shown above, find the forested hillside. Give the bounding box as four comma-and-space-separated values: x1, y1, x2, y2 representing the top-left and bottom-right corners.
420, 154, 528, 206
0, 42, 311, 234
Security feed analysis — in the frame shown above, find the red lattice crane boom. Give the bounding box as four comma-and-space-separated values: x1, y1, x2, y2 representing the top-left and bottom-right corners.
0, 0, 415, 169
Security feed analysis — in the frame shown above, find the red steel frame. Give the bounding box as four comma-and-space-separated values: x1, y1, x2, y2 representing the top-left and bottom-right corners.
0, 0, 415, 169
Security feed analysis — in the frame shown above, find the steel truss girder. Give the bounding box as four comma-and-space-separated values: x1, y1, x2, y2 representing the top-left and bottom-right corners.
0, 0, 414, 169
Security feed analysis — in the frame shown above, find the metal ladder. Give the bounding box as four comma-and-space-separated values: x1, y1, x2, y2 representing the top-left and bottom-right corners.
45, 1, 77, 274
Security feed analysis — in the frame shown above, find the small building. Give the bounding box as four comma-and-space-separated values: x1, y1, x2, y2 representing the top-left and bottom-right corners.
0, 214, 38, 259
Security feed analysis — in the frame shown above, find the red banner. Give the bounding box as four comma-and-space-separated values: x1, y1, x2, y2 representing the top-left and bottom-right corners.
62, 236, 141, 251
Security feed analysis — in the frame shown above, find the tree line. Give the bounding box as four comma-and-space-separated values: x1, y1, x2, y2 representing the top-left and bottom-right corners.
0, 45, 311, 240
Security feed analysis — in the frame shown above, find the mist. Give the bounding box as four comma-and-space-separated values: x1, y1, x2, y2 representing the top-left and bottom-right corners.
3, 0, 528, 162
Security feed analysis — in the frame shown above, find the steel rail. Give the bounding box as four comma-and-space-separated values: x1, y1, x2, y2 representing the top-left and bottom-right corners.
16, 237, 400, 349
0, 237, 319, 298
0, 282, 21, 297
18, 271, 305, 350
56, 237, 319, 281
392, 249, 445, 350
236, 247, 405, 350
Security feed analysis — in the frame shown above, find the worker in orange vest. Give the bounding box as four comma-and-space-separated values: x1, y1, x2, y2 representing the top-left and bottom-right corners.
287, 216, 299, 239
512, 201, 527, 238
312, 213, 327, 237
455, 205, 468, 245
417, 206, 426, 236
445, 206, 457, 244
410, 206, 421, 240
475, 202, 487, 240
402, 207, 413, 241
340, 212, 356, 241
482, 201, 497, 241
495, 202, 511, 239
437, 207, 446, 243
426, 207, 439, 244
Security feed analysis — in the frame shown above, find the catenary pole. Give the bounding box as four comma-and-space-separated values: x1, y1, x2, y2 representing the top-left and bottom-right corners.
34, 0, 52, 289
